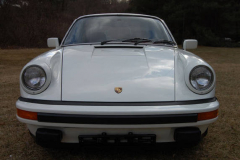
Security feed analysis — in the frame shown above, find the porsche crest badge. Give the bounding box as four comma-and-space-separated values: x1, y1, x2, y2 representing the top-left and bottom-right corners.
114, 87, 122, 94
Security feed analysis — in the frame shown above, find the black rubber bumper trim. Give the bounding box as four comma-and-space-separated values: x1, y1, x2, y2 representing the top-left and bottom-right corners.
174, 127, 201, 143
95, 46, 143, 49
18, 97, 217, 106
37, 113, 198, 124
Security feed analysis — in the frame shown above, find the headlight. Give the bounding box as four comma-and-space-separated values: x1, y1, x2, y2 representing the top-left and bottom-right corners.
189, 66, 214, 91
22, 66, 46, 90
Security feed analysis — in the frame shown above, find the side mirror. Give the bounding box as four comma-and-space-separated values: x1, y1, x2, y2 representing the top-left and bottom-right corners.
183, 39, 198, 50
47, 38, 60, 48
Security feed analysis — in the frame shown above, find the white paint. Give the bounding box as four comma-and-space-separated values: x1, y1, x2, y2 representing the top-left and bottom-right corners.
62, 45, 175, 101
183, 39, 198, 50
47, 38, 59, 48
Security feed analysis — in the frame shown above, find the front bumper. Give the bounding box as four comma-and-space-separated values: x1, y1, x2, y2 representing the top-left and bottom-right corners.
34, 127, 204, 147
16, 97, 218, 116
16, 98, 219, 143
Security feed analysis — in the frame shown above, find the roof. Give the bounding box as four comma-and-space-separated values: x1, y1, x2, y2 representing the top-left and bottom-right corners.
75, 13, 163, 21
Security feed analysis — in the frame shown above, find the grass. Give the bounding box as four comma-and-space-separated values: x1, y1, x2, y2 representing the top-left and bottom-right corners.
0, 47, 239, 160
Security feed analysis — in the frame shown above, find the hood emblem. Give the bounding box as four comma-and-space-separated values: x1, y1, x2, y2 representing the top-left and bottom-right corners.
115, 87, 122, 94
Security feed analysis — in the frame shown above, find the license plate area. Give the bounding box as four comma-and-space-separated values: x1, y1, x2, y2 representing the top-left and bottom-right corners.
79, 132, 156, 145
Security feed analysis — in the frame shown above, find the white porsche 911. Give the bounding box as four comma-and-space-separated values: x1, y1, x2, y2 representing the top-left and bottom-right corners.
16, 13, 219, 147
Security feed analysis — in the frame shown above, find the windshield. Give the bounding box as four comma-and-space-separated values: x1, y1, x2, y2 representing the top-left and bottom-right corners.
63, 16, 173, 45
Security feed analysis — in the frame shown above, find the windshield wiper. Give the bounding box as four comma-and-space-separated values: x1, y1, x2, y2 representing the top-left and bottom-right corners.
122, 38, 152, 45
101, 38, 153, 45
153, 40, 176, 45
101, 39, 124, 45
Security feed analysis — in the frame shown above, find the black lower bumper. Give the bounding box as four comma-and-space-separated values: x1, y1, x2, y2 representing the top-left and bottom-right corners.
174, 127, 201, 143
36, 128, 62, 145
37, 113, 198, 124
35, 127, 203, 147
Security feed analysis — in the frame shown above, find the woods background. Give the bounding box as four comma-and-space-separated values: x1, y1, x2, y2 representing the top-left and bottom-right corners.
0, 0, 239, 48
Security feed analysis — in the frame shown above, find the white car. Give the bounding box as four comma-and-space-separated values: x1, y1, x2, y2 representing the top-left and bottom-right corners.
16, 13, 219, 147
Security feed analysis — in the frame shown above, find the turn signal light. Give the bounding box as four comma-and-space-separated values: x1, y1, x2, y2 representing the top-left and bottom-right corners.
17, 109, 38, 120
197, 109, 218, 121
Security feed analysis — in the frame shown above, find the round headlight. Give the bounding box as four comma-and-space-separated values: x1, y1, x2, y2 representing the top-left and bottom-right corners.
22, 66, 46, 90
189, 66, 214, 91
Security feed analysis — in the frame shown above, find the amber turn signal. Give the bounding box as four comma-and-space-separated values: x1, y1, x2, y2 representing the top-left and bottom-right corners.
17, 109, 38, 120
197, 109, 218, 121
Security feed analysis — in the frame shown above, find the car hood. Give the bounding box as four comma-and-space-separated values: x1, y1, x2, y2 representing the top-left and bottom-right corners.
62, 45, 175, 102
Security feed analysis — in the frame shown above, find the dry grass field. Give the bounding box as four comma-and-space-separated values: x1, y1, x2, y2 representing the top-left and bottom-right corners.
0, 47, 239, 160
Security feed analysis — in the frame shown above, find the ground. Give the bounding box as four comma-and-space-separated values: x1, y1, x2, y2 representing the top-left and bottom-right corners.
0, 47, 239, 160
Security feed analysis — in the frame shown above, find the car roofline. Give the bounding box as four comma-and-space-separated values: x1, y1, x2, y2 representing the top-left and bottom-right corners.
75, 13, 164, 22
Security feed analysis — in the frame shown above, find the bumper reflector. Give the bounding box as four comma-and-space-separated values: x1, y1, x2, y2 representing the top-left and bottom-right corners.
197, 109, 218, 121
17, 109, 37, 120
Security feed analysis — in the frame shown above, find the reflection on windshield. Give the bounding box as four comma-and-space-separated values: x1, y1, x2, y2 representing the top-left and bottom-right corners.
63, 16, 172, 45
